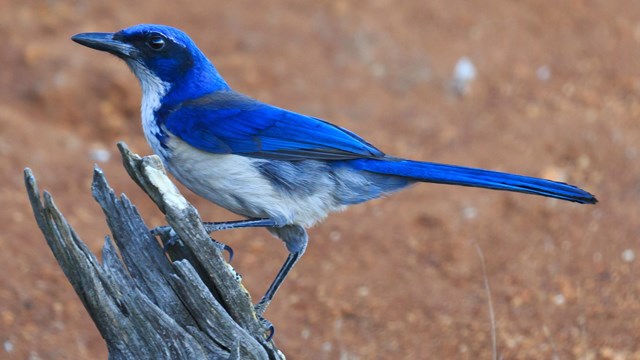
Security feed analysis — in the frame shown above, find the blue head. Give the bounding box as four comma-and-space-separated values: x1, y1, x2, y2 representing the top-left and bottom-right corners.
72, 24, 230, 104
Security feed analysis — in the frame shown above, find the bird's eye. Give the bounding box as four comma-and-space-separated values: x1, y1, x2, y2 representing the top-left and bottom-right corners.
146, 36, 165, 51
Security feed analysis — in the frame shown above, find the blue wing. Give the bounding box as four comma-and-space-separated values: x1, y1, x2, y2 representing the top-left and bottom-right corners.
162, 91, 385, 160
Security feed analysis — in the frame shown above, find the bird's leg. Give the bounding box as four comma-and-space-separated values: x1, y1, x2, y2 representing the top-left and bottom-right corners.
254, 251, 303, 315
254, 251, 302, 340
151, 226, 233, 261
255, 225, 308, 315
151, 218, 281, 237
253, 226, 307, 340
151, 218, 282, 261
202, 218, 283, 232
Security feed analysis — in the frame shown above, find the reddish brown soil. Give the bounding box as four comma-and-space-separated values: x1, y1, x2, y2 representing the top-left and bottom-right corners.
1, 1, 638, 358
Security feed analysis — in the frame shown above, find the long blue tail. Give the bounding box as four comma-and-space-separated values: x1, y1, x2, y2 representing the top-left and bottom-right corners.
349, 158, 597, 204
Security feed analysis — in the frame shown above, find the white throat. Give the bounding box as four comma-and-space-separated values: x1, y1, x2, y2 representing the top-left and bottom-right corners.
127, 61, 171, 159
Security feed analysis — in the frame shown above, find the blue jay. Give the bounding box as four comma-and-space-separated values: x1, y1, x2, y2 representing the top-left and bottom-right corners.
72, 24, 596, 318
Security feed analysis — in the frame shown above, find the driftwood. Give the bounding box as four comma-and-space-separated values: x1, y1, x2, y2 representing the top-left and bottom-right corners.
24, 142, 285, 360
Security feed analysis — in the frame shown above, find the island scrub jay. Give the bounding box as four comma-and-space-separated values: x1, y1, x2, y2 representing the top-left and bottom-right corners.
72, 24, 596, 316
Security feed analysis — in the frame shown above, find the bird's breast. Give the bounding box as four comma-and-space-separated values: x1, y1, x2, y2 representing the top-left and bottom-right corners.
159, 135, 345, 227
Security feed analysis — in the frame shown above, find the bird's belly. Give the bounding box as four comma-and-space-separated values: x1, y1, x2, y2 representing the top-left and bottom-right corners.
161, 137, 343, 227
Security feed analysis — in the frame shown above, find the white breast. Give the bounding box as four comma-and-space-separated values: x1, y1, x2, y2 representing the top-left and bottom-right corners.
163, 136, 345, 227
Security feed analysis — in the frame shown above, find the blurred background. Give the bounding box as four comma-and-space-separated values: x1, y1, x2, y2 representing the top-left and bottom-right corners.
1, 0, 638, 358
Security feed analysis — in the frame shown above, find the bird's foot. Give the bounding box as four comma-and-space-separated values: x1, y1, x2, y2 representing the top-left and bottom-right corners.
257, 314, 275, 341
150, 225, 173, 238
150, 225, 234, 262
150, 225, 181, 251
254, 299, 274, 341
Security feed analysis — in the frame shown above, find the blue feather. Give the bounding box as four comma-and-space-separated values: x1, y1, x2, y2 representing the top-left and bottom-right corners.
162, 91, 384, 160
348, 158, 597, 204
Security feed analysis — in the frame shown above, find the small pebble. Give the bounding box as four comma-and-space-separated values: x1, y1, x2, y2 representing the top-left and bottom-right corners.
622, 249, 635, 263
3, 340, 14, 353
536, 65, 551, 81
321, 342, 333, 352
462, 206, 477, 220
357, 286, 370, 297
552, 294, 565, 306
90, 148, 111, 163
451, 56, 476, 95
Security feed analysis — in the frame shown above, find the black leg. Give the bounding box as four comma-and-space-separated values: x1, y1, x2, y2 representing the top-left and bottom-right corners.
151, 218, 283, 261
151, 218, 282, 237
152, 226, 233, 260
254, 250, 304, 341
202, 218, 283, 232
255, 224, 308, 316
254, 251, 302, 316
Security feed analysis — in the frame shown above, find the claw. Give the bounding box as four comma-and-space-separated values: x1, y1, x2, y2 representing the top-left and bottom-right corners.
253, 300, 275, 340
222, 243, 234, 262
150, 225, 174, 237
257, 314, 275, 341
211, 239, 234, 262
162, 235, 181, 252
150, 226, 180, 252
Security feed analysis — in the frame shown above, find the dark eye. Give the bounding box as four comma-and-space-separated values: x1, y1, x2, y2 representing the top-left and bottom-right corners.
146, 36, 165, 50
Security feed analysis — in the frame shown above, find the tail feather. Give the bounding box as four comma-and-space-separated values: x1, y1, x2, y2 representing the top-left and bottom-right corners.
349, 158, 597, 204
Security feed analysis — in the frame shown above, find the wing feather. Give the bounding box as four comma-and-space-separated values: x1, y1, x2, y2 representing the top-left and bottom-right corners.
163, 91, 385, 161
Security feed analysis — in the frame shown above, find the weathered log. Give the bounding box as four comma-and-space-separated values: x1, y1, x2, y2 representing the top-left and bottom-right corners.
24, 142, 284, 360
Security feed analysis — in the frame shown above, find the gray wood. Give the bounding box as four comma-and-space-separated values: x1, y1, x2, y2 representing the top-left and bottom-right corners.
24, 142, 284, 360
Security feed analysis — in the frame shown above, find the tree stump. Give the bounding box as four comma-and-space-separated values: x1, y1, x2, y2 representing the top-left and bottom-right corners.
24, 142, 285, 360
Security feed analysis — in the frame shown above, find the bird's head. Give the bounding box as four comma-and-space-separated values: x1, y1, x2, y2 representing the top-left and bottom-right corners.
72, 24, 229, 103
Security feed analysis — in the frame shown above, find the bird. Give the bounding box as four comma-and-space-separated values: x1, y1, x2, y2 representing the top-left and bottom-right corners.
71, 24, 596, 322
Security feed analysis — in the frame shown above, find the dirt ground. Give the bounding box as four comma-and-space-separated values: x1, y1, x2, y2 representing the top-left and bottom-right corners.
1, 1, 639, 359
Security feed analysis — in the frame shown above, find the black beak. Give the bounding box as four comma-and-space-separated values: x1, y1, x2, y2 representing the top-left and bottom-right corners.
71, 32, 136, 58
